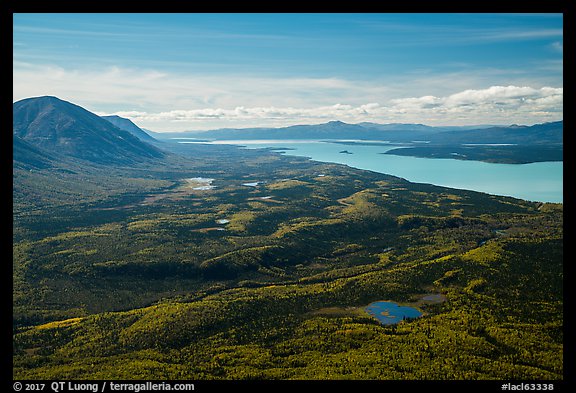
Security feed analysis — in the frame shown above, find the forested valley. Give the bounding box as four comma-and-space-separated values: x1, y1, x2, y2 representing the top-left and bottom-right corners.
13, 139, 563, 380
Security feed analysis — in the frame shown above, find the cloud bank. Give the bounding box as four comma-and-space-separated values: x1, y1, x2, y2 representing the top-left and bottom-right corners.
108, 86, 562, 131
13, 64, 562, 131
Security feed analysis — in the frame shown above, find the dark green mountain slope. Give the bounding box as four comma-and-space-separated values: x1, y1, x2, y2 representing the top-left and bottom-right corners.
13, 135, 54, 170
14, 96, 164, 165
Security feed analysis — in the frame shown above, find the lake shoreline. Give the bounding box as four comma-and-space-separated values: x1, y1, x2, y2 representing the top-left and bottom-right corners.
174, 139, 563, 203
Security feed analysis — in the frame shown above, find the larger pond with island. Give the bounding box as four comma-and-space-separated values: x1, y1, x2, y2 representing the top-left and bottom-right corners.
365, 301, 423, 325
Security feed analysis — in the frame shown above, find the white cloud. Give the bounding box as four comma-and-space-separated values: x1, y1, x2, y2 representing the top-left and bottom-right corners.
444, 86, 538, 106
104, 85, 562, 131
109, 103, 383, 123
13, 62, 379, 112
392, 85, 562, 112
13, 63, 562, 131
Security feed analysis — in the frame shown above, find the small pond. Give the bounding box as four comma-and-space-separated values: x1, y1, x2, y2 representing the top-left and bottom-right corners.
365, 301, 422, 325
242, 182, 261, 187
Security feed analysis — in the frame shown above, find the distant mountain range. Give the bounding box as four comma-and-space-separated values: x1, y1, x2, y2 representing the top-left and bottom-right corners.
152, 120, 443, 141
154, 119, 562, 146
13, 96, 164, 166
422, 121, 563, 145
357, 122, 502, 132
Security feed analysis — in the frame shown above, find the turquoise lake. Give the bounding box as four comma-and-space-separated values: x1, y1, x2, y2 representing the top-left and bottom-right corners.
365, 301, 423, 325
178, 140, 563, 203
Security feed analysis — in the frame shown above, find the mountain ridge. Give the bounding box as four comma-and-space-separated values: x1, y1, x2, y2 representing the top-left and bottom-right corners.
101, 115, 157, 142
13, 96, 165, 166
424, 121, 563, 145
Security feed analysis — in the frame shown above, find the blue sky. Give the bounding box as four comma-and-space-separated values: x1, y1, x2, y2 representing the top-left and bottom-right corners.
13, 13, 563, 131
